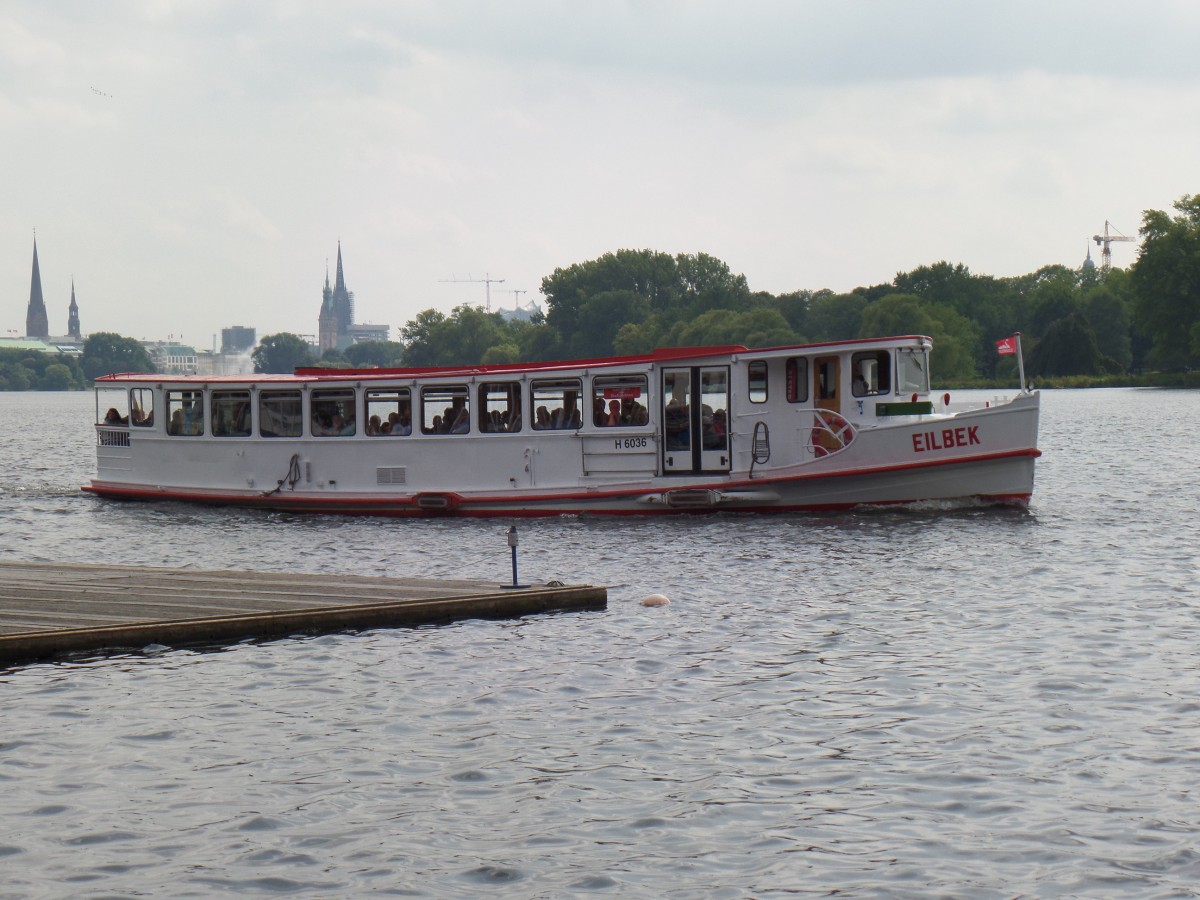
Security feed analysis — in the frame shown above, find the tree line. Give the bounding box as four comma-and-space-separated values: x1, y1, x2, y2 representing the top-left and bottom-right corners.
8, 193, 1198, 389
259, 192, 1196, 384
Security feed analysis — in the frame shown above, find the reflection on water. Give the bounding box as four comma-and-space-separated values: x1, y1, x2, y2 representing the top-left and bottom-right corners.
2, 388, 1200, 896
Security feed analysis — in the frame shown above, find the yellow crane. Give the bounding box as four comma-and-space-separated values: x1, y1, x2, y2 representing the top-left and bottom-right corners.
1092, 220, 1137, 271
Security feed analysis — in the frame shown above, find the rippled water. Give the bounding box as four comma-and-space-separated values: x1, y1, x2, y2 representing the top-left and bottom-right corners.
2, 388, 1199, 897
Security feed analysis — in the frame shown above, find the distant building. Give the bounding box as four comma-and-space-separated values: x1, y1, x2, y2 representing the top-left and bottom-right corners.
146, 342, 198, 375
67, 279, 81, 339
221, 325, 256, 354
26, 239, 49, 339
318, 242, 355, 353
347, 322, 391, 344
195, 350, 256, 377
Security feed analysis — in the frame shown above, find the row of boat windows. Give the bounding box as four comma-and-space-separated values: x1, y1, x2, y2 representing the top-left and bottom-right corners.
96, 349, 925, 438
102, 375, 653, 439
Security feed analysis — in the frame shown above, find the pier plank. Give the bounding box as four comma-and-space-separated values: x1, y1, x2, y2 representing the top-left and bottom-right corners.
0, 561, 606, 665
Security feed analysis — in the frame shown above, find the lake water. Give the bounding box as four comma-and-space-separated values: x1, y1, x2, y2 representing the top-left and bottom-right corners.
2, 388, 1198, 898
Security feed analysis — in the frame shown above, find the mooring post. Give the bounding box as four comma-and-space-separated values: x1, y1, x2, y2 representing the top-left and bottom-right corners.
508, 525, 519, 588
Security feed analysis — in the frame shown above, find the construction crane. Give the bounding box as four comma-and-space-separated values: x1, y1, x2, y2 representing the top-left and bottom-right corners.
439, 273, 505, 311
1092, 221, 1137, 271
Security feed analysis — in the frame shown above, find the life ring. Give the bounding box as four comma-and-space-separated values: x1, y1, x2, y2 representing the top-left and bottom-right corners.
811, 410, 854, 455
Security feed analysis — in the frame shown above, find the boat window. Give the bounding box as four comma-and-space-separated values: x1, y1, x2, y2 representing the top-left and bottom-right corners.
785, 358, 808, 403
130, 388, 155, 427
211, 390, 252, 437
97, 387, 129, 426
479, 382, 521, 433
748, 361, 768, 403
851, 351, 891, 397
421, 385, 470, 434
166, 390, 204, 435
592, 375, 648, 427
700, 368, 729, 452
260, 390, 302, 438
531, 378, 582, 430
366, 388, 412, 436
816, 359, 837, 401
897, 348, 930, 395
312, 388, 357, 436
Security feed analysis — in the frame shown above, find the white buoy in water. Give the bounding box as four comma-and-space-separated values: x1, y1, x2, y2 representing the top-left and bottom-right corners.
641, 593, 670, 607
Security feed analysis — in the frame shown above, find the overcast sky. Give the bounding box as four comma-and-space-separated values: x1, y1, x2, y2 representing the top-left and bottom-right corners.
4, 0, 1197, 347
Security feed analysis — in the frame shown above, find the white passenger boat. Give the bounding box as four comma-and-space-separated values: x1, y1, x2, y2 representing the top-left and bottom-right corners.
84, 336, 1040, 515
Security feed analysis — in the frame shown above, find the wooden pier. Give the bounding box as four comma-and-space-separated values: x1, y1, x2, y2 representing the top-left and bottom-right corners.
0, 561, 606, 666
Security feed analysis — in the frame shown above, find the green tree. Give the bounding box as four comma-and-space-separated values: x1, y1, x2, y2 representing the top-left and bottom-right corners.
859, 293, 980, 382
82, 332, 155, 381
1082, 278, 1133, 371
1027, 312, 1117, 377
40, 363, 75, 390
344, 341, 406, 368
253, 333, 316, 374
807, 292, 866, 342
1132, 194, 1200, 369
0, 362, 32, 391
400, 305, 529, 367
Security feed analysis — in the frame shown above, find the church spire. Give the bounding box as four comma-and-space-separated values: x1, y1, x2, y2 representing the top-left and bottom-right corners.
334, 240, 346, 293
26, 237, 50, 339
67, 277, 81, 339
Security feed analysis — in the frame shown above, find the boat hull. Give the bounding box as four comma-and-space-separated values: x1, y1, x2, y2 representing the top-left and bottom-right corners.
83, 448, 1038, 516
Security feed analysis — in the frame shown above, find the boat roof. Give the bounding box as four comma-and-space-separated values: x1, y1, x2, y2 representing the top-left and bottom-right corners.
94, 335, 932, 384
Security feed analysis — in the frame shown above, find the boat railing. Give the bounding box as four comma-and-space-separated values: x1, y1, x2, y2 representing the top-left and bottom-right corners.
807, 409, 855, 458
96, 426, 131, 448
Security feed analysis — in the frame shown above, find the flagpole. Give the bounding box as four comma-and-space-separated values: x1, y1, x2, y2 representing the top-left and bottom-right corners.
1015, 332, 1027, 393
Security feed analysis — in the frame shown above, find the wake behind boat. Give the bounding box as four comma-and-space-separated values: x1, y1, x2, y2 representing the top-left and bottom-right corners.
83, 335, 1040, 515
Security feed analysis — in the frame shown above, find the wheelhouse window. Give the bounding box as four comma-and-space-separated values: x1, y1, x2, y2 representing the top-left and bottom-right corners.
211, 390, 252, 436
851, 350, 891, 397
130, 388, 155, 427
897, 347, 930, 395
592, 375, 648, 427
312, 388, 356, 436
479, 382, 521, 433
260, 390, 302, 438
748, 361, 768, 403
531, 378, 582, 430
786, 358, 809, 403
422, 385, 469, 434
366, 388, 412, 435
166, 390, 204, 435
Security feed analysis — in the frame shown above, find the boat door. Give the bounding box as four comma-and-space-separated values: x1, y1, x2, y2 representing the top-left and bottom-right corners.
661, 366, 730, 475
812, 355, 843, 455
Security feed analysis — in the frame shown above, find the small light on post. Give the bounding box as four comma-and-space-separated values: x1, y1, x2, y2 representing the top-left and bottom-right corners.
502, 525, 527, 589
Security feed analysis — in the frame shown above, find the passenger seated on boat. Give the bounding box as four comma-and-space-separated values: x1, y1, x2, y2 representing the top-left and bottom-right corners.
606, 399, 622, 426
701, 408, 725, 450
337, 413, 356, 436
665, 399, 689, 449
103, 408, 126, 426
534, 406, 551, 430
712, 409, 727, 437
168, 409, 183, 434
450, 408, 470, 434
426, 414, 442, 435
379, 420, 392, 434
367, 415, 381, 435
593, 397, 606, 424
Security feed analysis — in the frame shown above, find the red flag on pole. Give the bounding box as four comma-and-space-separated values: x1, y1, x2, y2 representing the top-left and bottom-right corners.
995, 335, 1017, 356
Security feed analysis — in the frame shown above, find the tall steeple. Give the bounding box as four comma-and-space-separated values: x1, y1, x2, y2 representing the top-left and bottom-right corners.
26, 237, 50, 339
67, 278, 81, 339
318, 260, 337, 354
335, 240, 347, 294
